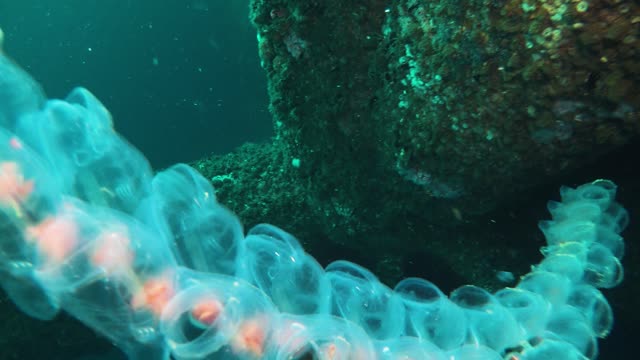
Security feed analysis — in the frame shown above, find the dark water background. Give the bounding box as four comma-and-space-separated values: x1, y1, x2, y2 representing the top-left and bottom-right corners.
0, 0, 271, 169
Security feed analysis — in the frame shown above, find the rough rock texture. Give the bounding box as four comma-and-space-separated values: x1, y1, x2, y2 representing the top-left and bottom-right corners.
198, 0, 639, 287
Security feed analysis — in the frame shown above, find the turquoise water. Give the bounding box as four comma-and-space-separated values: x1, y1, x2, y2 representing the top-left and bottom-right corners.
0, 0, 271, 169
